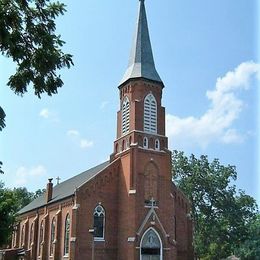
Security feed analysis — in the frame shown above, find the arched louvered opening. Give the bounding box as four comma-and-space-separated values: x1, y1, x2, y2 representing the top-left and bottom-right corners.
122, 96, 130, 135
144, 94, 157, 134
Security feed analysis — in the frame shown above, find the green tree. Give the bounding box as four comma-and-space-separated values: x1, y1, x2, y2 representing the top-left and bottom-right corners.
172, 150, 258, 260
0, 183, 45, 246
0, 182, 17, 246
0, 0, 73, 97
0, 107, 6, 174
33, 188, 46, 199
0, 0, 73, 173
235, 214, 260, 259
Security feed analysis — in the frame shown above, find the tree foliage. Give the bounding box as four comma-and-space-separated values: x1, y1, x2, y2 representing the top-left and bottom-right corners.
0, 0, 73, 97
172, 150, 258, 260
0, 107, 5, 174
0, 0, 73, 174
0, 183, 42, 246
235, 214, 260, 259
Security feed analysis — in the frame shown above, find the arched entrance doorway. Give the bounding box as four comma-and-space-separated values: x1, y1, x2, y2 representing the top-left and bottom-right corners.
140, 228, 162, 260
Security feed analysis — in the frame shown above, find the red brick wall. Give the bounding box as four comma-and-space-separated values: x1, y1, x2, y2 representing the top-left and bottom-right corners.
12, 77, 193, 260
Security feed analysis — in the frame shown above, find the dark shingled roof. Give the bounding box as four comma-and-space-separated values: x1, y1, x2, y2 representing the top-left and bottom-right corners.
19, 161, 110, 215
119, 0, 162, 86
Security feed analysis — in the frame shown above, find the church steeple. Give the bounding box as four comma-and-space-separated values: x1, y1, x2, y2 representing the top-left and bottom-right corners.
119, 0, 162, 86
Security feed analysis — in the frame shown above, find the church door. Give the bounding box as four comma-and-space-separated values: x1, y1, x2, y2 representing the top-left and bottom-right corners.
140, 228, 162, 260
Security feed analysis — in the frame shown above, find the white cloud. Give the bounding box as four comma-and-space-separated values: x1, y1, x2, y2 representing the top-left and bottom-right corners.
80, 139, 94, 148
67, 129, 94, 149
166, 61, 260, 149
39, 108, 50, 118
67, 129, 80, 137
15, 165, 47, 186
100, 101, 109, 110
39, 108, 60, 122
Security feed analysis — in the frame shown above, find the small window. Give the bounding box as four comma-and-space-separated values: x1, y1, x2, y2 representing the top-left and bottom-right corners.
50, 217, 56, 256
155, 139, 160, 151
143, 137, 148, 149
64, 214, 70, 256
93, 205, 105, 240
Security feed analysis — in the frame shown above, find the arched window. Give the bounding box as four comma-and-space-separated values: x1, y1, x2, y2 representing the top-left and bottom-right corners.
143, 137, 148, 149
93, 205, 105, 240
122, 96, 130, 135
29, 223, 34, 247
144, 93, 157, 133
155, 139, 160, 151
140, 228, 162, 260
64, 214, 70, 256
38, 220, 44, 256
50, 217, 56, 256
21, 225, 25, 247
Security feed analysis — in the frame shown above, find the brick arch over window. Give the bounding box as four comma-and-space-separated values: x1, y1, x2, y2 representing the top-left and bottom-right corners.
122, 96, 130, 135
144, 161, 159, 202
144, 93, 157, 133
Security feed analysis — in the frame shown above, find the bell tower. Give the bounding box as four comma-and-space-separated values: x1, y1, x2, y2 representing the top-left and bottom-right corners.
110, 1, 179, 259
112, 0, 168, 160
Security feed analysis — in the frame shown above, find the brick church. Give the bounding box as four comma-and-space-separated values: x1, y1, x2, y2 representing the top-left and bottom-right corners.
5, 0, 193, 259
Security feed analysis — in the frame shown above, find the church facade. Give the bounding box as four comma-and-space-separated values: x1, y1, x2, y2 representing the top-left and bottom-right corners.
4, 0, 193, 259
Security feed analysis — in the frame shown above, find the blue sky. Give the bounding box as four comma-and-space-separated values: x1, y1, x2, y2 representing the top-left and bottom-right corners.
0, 0, 259, 204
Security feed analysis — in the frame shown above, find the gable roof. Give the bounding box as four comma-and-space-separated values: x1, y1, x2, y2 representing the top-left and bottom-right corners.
19, 161, 110, 215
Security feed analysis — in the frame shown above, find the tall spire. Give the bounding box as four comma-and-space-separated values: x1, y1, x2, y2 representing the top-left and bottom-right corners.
119, 0, 162, 86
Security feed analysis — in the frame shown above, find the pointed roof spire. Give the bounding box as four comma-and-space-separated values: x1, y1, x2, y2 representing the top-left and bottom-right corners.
119, 0, 163, 86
